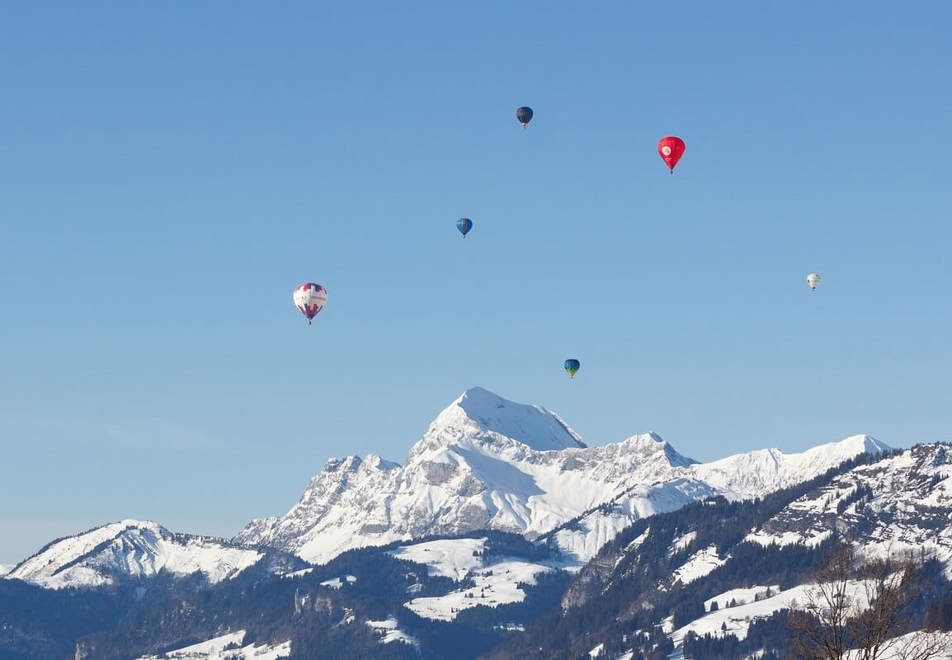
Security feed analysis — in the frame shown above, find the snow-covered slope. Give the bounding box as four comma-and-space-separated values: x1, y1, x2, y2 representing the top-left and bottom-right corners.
389, 537, 487, 580
365, 617, 419, 648
692, 434, 892, 498
670, 583, 814, 649
745, 443, 952, 572
521, 444, 952, 659
547, 433, 893, 563
0, 564, 10, 577
237, 387, 889, 565
5, 519, 265, 589
388, 536, 554, 622
137, 630, 291, 659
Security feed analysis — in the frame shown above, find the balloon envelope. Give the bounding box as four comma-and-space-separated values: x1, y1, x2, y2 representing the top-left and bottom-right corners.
806, 273, 821, 291
457, 217, 473, 237
564, 359, 580, 378
293, 283, 328, 324
516, 106, 533, 127
657, 136, 686, 172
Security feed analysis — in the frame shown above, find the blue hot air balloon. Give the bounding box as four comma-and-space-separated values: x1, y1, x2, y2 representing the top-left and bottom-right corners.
516, 106, 533, 128
457, 217, 473, 238
564, 359, 580, 378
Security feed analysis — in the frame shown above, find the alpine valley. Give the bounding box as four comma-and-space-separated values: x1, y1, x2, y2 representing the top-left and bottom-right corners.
2, 388, 951, 659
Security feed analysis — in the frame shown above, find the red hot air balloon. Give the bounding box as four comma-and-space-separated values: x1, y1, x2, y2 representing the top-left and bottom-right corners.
657, 136, 686, 173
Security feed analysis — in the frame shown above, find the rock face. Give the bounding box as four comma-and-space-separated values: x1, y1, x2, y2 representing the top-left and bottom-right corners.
236, 387, 890, 565
511, 443, 952, 660
5, 519, 266, 589
745, 442, 952, 569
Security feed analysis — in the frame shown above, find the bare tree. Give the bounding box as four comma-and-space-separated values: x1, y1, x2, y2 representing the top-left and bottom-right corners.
787, 543, 948, 660
890, 631, 952, 660
789, 544, 854, 659
849, 555, 916, 659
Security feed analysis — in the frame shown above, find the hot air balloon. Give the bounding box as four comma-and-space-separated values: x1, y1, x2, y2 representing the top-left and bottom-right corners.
564, 359, 580, 379
806, 273, 821, 292
293, 282, 328, 325
516, 106, 533, 128
657, 136, 686, 173
457, 217, 473, 238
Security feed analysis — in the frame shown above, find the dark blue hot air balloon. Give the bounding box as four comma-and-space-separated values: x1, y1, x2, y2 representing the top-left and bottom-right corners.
516, 106, 533, 128
564, 359, 580, 378
457, 217, 473, 238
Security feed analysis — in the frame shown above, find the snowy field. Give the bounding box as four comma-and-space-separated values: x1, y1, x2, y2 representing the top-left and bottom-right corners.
667, 580, 881, 657
388, 537, 487, 580
365, 617, 420, 647
670, 546, 726, 584
669, 531, 697, 554
671, 584, 811, 647
136, 630, 291, 659
403, 558, 552, 621
389, 537, 553, 621
703, 585, 779, 612
320, 574, 357, 589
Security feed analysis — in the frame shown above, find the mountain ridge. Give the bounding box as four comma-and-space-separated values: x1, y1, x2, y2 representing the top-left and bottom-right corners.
4, 519, 286, 590
2, 387, 893, 588
235, 387, 890, 565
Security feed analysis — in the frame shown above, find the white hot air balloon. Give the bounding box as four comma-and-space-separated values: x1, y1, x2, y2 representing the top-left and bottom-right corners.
806, 273, 821, 292
293, 282, 328, 325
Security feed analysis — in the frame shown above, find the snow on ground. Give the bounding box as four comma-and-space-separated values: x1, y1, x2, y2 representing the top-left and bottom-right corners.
661, 615, 675, 634
745, 527, 832, 548
238, 384, 887, 568
493, 622, 526, 631
136, 630, 291, 659
279, 568, 313, 579
671, 546, 726, 584
0, 564, 10, 577
366, 617, 420, 647
690, 435, 890, 501
704, 585, 780, 612
588, 642, 605, 657
614, 528, 652, 569
389, 537, 487, 580
554, 511, 637, 568
7, 520, 263, 589
670, 531, 697, 554
670, 584, 811, 649
442, 386, 586, 452
403, 558, 552, 622
335, 608, 356, 626
844, 631, 952, 659
742, 445, 952, 578
670, 580, 874, 655
319, 574, 357, 589
626, 528, 650, 552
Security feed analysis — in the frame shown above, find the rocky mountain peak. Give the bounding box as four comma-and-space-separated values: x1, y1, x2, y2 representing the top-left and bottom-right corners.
410, 387, 586, 457
617, 432, 698, 468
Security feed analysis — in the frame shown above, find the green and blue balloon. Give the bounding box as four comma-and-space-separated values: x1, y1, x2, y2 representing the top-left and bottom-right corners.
564, 359, 580, 378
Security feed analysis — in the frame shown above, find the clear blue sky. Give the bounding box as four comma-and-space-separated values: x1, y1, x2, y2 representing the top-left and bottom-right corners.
2, 2, 951, 564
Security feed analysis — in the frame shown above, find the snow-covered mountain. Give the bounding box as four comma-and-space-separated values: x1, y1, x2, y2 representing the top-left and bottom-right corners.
5, 519, 269, 589
237, 387, 890, 565
528, 442, 952, 660
546, 433, 893, 563
745, 442, 952, 568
